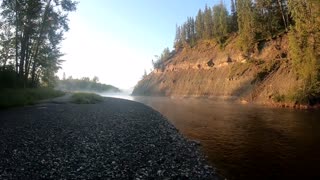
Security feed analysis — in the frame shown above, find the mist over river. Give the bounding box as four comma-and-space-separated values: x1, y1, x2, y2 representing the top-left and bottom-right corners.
102, 94, 320, 179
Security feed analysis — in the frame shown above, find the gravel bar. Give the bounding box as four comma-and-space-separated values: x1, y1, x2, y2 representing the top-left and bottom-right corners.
0, 97, 218, 179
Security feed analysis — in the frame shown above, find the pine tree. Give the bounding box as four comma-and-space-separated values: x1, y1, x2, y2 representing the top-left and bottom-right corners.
195, 9, 204, 40
212, 3, 229, 43
174, 25, 182, 49
254, 0, 287, 39
230, 0, 238, 32
237, 0, 255, 53
203, 5, 213, 39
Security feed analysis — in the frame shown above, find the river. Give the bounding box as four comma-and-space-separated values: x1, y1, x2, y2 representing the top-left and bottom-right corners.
102, 94, 320, 179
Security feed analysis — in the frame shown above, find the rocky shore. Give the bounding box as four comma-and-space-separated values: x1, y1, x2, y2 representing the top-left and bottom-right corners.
0, 97, 218, 179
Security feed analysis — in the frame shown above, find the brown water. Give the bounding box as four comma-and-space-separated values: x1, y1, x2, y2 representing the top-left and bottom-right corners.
131, 96, 320, 180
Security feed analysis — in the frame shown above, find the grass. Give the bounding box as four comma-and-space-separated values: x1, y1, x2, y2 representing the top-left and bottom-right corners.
0, 88, 65, 109
71, 92, 104, 104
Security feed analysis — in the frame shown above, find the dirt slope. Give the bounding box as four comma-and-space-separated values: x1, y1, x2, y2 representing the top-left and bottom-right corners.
133, 34, 300, 105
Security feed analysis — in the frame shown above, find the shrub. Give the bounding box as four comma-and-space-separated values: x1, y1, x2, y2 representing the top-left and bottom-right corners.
0, 88, 65, 108
71, 93, 104, 104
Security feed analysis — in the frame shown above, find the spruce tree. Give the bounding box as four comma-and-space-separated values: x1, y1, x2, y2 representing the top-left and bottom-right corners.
212, 3, 229, 44
195, 9, 204, 40
237, 0, 255, 53
203, 5, 213, 39
230, 0, 238, 32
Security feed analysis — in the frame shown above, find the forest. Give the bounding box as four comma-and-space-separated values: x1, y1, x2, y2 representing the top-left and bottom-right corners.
152, 0, 320, 103
0, 0, 77, 88
57, 76, 121, 93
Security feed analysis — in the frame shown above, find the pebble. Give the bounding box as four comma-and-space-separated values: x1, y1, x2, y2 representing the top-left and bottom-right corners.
0, 97, 219, 179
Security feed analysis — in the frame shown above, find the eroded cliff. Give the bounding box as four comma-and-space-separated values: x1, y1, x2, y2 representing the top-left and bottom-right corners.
133, 34, 302, 106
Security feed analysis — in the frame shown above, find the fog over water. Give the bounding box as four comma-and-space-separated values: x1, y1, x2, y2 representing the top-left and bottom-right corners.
100, 94, 320, 179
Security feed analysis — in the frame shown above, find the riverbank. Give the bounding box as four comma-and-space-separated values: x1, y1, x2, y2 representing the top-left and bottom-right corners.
0, 97, 218, 179
0, 88, 65, 109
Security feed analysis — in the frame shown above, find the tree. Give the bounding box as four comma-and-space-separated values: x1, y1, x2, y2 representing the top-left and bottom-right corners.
212, 3, 229, 43
195, 9, 204, 40
174, 24, 182, 49
142, 69, 147, 78
152, 47, 172, 70
253, 0, 288, 40
237, 0, 256, 53
0, 0, 77, 88
203, 4, 213, 39
0, 20, 14, 70
230, 0, 238, 32
288, 0, 320, 103
93, 76, 99, 83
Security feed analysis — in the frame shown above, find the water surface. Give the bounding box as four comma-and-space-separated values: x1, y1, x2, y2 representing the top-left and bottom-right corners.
104, 95, 320, 179
134, 97, 320, 179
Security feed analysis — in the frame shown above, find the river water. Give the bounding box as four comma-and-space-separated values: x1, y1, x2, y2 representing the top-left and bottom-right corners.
103, 94, 320, 179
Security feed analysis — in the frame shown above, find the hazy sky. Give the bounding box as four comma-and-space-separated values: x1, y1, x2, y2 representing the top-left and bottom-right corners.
59, 0, 230, 90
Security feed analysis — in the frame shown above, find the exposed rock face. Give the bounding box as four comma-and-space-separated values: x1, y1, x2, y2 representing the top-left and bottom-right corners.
133, 34, 299, 104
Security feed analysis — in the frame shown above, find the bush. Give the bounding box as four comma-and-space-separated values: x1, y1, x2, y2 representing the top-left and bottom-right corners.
71, 92, 104, 104
272, 93, 285, 102
0, 69, 20, 88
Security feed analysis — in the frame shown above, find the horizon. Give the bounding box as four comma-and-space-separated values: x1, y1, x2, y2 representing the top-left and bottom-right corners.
58, 0, 231, 90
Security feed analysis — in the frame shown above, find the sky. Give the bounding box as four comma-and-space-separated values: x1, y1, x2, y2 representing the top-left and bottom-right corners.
58, 0, 230, 90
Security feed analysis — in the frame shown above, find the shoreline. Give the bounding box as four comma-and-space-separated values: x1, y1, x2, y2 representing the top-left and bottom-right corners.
132, 94, 320, 110
0, 97, 219, 179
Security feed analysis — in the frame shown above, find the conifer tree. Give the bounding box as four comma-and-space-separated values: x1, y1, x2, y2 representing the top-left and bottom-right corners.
203, 5, 213, 39
212, 3, 229, 43
237, 0, 255, 53
229, 0, 238, 32
195, 9, 204, 40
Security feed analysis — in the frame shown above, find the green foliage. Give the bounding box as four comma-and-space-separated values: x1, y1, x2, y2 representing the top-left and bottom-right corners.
0, 88, 64, 108
0, 67, 20, 88
288, 0, 320, 104
175, 2, 232, 48
57, 77, 121, 93
0, 0, 77, 88
252, 60, 280, 83
272, 93, 285, 102
254, 0, 289, 40
237, 0, 256, 53
152, 47, 173, 70
71, 92, 104, 104
212, 3, 229, 43
229, 0, 238, 32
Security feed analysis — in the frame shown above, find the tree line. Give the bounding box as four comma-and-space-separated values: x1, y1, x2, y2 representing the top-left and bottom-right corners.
175, 0, 291, 51
170, 0, 320, 103
57, 76, 121, 93
0, 0, 77, 88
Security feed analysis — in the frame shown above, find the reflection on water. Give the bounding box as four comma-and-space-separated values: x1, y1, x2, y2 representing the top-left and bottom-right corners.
131, 96, 320, 180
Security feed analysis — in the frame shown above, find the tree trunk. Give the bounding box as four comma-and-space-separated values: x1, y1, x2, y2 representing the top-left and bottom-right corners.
31, 61, 37, 87
31, 0, 52, 64
24, 38, 32, 86
277, 0, 288, 31
15, 0, 19, 74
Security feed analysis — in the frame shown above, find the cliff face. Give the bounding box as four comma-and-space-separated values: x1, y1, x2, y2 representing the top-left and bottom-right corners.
133, 34, 300, 104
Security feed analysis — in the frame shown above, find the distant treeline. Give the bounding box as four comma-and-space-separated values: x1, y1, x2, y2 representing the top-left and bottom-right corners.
152, 0, 320, 104
57, 76, 121, 93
